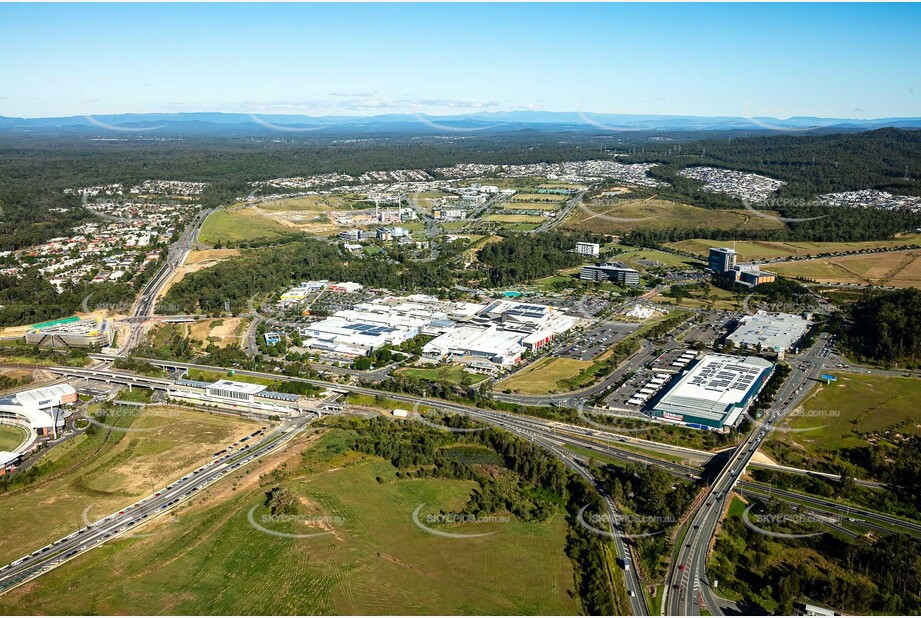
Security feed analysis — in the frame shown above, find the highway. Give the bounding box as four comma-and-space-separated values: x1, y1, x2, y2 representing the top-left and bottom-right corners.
524, 436, 649, 616
737, 481, 921, 538
37, 332, 921, 614
0, 415, 312, 596
48, 363, 654, 614
54, 359, 714, 466
90, 351, 395, 382
120, 208, 212, 354
663, 332, 832, 616
533, 191, 584, 233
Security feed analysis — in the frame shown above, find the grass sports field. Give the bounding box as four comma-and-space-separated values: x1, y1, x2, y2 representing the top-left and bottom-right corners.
0, 424, 28, 451
0, 406, 261, 565
0, 430, 579, 615
770, 249, 921, 288
666, 235, 921, 261
497, 357, 593, 395
780, 373, 921, 452
198, 208, 292, 243
510, 193, 568, 203
561, 197, 786, 234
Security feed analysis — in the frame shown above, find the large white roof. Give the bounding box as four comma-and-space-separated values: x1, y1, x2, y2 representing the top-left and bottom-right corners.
0, 402, 55, 429
727, 311, 811, 351
13, 384, 76, 407
207, 380, 266, 395
654, 354, 773, 423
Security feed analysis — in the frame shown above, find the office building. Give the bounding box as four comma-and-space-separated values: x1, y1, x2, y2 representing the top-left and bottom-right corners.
708, 247, 737, 274
574, 242, 600, 257
580, 262, 641, 286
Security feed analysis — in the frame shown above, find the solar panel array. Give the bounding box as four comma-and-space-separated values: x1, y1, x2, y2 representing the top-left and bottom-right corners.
688, 360, 762, 394
342, 323, 396, 336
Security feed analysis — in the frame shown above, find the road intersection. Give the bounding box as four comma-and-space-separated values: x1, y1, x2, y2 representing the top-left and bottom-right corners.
5, 326, 915, 615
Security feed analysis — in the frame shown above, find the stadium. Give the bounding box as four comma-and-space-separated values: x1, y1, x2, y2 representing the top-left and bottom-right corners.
24, 317, 114, 348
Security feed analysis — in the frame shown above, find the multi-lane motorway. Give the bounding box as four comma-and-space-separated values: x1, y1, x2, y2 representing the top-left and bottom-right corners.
13, 328, 918, 614
663, 332, 832, 616
0, 415, 311, 595
120, 208, 212, 354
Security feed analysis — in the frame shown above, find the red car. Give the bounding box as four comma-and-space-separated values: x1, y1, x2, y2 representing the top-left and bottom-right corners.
678, 565, 685, 571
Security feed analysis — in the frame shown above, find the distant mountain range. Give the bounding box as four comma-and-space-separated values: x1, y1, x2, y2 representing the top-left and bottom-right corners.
1, 110, 920, 135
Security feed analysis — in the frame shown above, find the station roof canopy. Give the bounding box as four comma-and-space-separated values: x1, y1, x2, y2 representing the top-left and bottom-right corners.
207, 380, 266, 395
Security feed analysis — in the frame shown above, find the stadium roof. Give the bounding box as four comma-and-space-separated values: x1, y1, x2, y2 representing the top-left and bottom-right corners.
207, 380, 266, 395
0, 402, 55, 430
11, 384, 76, 408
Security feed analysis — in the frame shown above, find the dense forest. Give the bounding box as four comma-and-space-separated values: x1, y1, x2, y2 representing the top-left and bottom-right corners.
160, 230, 609, 314
711, 497, 920, 614
0, 272, 136, 326
160, 237, 456, 313
476, 230, 605, 286
842, 288, 921, 365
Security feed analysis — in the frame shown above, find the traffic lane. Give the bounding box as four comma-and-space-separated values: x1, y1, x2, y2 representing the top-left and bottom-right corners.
0, 420, 305, 592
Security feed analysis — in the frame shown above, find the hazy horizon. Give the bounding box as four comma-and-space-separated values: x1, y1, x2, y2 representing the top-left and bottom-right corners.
2, 3, 919, 119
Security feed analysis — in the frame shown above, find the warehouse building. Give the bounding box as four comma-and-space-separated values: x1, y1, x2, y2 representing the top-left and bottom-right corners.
728, 311, 812, 352
580, 262, 640, 286
299, 317, 419, 356
328, 281, 363, 293
295, 295, 489, 358
422, 325, 526, 366
279, 281, 327, 304
648, 354, 774, 430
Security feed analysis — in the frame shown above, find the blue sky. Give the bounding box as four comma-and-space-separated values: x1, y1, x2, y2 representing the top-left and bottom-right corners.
1, 3, 919, 119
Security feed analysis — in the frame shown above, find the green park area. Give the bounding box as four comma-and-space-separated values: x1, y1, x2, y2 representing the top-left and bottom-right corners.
0, 430, 579, 615
496, 357, 593, 395
561, 198, 786, 234
397, 364, 487, 386
778, 372, 921, 453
